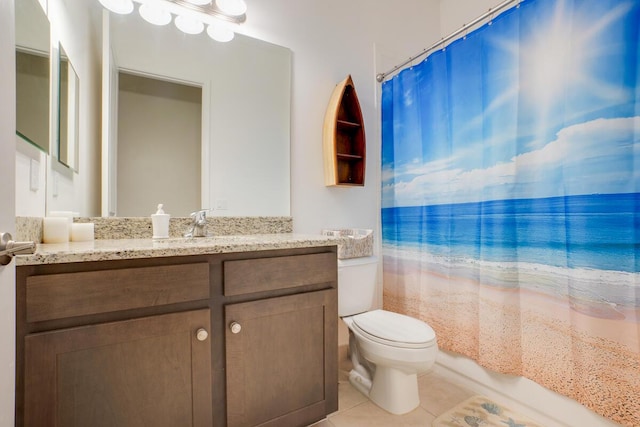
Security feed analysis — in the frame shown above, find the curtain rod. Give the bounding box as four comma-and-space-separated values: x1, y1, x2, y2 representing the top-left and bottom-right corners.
376, 0, 520, 83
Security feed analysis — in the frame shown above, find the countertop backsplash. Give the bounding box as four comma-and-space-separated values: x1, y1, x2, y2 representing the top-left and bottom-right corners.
16, 216, 293, 242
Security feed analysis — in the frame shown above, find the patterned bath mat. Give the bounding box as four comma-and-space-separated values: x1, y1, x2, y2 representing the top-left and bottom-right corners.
432, 395, 544, 427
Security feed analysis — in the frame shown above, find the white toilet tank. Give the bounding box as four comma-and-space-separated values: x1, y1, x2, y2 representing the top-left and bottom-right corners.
338, 256, 378, 317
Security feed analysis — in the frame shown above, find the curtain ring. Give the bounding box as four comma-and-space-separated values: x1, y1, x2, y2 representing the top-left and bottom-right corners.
421, 47, 428, 63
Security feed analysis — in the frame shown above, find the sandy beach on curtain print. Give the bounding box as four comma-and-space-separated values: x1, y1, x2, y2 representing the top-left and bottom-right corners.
382, 252, 640, 426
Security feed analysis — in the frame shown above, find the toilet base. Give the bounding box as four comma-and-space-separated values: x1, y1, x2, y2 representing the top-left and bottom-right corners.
369, 365, 420, 415
349, 364, 420, 415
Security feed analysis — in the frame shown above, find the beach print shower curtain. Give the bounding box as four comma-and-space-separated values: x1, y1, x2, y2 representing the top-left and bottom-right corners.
380, 0, 640, 425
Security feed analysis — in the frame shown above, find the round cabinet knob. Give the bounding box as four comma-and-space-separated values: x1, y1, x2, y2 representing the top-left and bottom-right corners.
196, 328, 209, 341
229, 321, 242, 334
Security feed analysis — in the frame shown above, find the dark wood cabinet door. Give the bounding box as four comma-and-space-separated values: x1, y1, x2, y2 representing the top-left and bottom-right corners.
225, 289, 338, 427
23, 309, 212, 427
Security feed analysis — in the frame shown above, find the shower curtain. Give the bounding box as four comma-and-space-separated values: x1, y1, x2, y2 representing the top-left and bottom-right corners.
380, 0, 640, 425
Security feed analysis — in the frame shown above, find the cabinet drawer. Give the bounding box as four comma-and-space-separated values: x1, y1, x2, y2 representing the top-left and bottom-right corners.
224, 252, 336, 296
26, 263, 210, 322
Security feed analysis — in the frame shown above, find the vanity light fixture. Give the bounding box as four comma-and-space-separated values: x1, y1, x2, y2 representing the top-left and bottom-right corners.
97, 0, 246, 42
139, 1, 172, 25
215, 0, 247, 16
207, 22, 234, 42
99, 0, 135, 14
175, 14, 205, 34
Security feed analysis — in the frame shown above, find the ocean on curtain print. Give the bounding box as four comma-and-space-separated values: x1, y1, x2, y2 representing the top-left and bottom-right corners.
380, 0, 640, 425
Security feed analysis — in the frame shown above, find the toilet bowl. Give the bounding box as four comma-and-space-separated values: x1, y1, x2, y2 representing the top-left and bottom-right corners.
338, 256, 438, 415
342, 310, 437, 414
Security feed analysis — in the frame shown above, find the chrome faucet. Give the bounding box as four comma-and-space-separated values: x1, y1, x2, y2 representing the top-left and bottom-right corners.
184, 209, 209, 238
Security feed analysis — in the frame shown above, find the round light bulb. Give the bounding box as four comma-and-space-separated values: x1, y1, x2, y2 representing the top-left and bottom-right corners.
215, 0, 247, 16
139, 3, 171, 26
207, 23, 234, 42
99, 0, 134, 14
175, 15, 204, 34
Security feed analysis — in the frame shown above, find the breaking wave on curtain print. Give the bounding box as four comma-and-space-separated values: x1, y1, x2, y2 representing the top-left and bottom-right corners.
382, 192, 640, 314
380, 0, 640, 425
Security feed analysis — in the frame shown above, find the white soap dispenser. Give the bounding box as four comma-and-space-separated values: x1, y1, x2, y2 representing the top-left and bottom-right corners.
151, 203, 170, 239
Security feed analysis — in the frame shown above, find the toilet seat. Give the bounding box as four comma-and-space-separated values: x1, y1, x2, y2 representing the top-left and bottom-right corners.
351, 309, 436, 349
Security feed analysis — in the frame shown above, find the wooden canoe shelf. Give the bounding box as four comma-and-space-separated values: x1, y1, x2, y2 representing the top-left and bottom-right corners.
323, 75, 366, 186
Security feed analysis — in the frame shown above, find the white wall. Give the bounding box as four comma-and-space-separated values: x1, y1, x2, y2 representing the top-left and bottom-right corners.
238, 0, 440, 236
439, 0, 499, 35
15, 138, 46, 217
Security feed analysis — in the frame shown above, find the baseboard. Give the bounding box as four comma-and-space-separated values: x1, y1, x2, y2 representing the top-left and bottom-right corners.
434, 350, 621, 427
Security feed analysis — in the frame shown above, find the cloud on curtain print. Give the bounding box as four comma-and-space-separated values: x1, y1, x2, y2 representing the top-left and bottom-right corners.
381, 0, 640, 180
382, 116, 640, 208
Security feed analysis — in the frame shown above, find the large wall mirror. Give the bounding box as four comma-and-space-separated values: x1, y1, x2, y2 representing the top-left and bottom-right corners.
103, 8, 292, 217
15, 0, 51, 154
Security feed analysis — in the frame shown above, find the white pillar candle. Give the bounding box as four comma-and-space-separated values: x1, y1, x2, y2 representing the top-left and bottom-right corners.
43, 217, 70, 243
48, 211, 74, 239
71, 223, 95, 242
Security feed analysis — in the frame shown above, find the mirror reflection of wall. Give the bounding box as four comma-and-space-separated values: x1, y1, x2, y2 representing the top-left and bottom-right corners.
58, 43, 80, 170
117, 72, 202, 217
15, 0, 51, 154
16, 50, 49, 152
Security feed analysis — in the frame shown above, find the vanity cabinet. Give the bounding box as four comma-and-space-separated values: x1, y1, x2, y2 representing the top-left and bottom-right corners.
24, 309, 212, 427
225, 290, 335, 427
223, 253, 337, 427
16, 246, 338, 427
16, 260, 213, 427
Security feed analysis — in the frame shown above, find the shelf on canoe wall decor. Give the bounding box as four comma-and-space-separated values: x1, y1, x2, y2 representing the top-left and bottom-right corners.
323, 75, 366, 187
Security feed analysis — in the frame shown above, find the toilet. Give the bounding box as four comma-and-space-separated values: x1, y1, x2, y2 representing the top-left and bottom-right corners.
338, 256, 438, 415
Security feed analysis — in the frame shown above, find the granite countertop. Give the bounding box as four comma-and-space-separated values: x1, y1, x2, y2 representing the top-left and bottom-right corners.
16, 234, 339, 266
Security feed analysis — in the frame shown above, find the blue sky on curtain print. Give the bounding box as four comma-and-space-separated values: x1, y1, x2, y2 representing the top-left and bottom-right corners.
381, 0, 640, 208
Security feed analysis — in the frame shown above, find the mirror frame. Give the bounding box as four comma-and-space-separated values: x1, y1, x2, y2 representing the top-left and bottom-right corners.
57, 41, 80, 171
